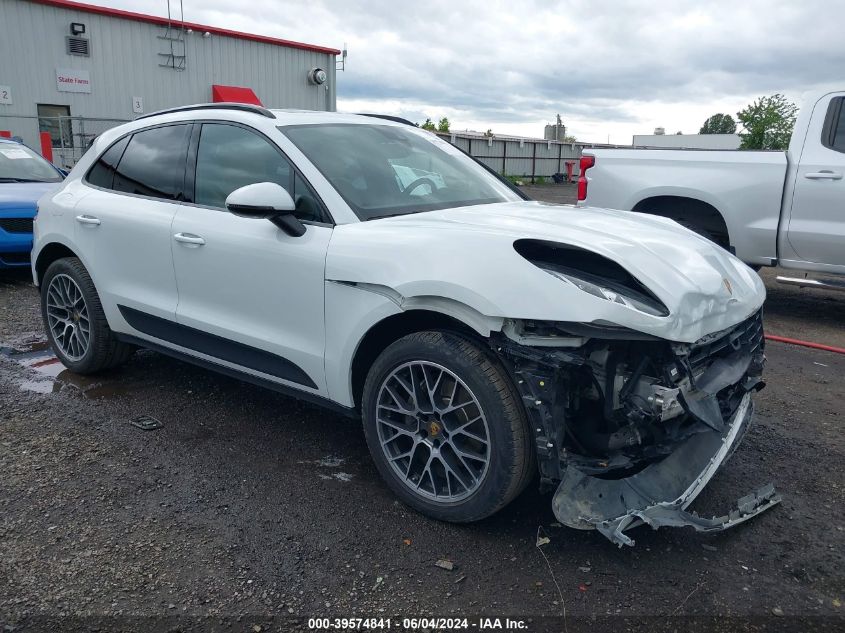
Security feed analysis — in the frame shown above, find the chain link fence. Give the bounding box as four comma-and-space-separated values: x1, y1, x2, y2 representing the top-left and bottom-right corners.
0, 114, 128, 169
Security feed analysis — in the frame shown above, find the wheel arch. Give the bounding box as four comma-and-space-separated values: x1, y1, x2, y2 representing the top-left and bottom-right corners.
349, 309, 489, 410
34, 242, 79, 286
632, 195, 731, 248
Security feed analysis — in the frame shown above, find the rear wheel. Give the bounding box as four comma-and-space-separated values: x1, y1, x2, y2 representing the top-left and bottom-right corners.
41, 257, 134, 374
362, 331, 533, 522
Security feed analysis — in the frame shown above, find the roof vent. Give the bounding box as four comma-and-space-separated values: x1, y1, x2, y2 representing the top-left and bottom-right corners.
66, 36, 90, 56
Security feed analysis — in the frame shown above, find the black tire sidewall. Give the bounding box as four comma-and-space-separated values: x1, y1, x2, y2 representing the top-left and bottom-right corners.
362, 332, 527, 522
41, 258, 101, 373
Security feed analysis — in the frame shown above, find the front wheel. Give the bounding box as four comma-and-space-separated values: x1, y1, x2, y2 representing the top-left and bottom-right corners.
361, 331, 533, 522
41, 257, 134, 374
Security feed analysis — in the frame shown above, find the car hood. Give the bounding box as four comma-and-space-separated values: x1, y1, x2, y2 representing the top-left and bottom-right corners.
0, 182, 60, 212
327, 201, 766, 343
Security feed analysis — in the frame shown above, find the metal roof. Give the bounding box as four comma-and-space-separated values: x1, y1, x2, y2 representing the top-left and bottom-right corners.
28, 0, 341, 55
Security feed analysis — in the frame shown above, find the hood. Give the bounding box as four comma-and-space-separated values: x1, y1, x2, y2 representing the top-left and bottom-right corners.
0, 182, 60, 213
327, 201, 766, 343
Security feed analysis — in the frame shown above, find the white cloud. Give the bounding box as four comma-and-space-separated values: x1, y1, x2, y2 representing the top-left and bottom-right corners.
89, 0, 843, 143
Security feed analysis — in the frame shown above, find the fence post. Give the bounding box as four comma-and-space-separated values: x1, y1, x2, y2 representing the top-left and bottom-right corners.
531, 141, 537, 184
40, 132, 54, 163
502, 140, 506, 176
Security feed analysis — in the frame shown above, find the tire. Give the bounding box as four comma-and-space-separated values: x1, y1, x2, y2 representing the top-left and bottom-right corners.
40, 257, 134, 374
362, 331, 533, 522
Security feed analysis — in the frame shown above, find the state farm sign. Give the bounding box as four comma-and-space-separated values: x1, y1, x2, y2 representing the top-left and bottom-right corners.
56, 68, 91, 93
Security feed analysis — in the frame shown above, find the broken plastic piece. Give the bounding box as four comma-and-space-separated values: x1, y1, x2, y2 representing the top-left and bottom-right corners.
130, 415, 163, 431
552, 393, 781, 547
596, 483, 781, 547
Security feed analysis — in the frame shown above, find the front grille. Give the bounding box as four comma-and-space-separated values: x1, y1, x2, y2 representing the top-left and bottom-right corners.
688, 310, 764, 371
0, 252, 30, 264
0, 218, 33, 234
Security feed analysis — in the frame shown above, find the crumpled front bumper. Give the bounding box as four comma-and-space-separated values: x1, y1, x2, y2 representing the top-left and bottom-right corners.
551, 392, 782, 547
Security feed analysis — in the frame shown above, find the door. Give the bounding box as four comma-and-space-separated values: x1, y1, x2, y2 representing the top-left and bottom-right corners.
170, 122, 333, 393
75, 123, 190, 325
786, 94, 845, 266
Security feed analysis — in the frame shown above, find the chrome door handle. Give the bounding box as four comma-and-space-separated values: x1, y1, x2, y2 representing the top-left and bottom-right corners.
173, 232, 206, 245
804, 170, 843, 180
75, 214, 101, 225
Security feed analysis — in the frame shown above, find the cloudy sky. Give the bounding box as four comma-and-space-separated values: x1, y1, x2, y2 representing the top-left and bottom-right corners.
90, 0, 841, 143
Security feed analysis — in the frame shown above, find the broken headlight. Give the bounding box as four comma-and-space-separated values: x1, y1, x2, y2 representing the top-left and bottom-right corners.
542, 268, 669, 317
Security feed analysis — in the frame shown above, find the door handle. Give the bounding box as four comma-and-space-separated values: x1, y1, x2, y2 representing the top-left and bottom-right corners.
75, 214, 101, 226
173, 232, 206, 246
804, 170, 843, 180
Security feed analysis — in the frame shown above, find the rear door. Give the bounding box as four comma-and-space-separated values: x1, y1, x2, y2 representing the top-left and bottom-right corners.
75, 123, 189, 326
169, 122, 333, 394
786, 94, 845, 266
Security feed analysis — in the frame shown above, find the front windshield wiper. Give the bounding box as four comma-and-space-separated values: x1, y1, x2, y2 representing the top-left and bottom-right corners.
0, 177, 53, 183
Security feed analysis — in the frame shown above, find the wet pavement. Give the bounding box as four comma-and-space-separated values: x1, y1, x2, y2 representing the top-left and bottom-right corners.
1, 189, 843, 631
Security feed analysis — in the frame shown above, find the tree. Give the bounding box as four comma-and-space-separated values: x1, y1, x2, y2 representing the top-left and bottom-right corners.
736, 94, 797, 150
437, 117, 450, 133
483, 128, 494, 137
420, 118, 436, 131
562, 134, 577, 143
699, 113, 737, 134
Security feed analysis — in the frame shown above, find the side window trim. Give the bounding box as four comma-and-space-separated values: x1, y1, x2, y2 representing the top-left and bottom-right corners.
821, 96, 845, 154
83, 122, 191, 203
187, 120, 335, 225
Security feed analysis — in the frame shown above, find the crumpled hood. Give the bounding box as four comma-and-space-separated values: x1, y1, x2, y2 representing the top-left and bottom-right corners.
327, 201, 766, 343
0, 182, 59, 213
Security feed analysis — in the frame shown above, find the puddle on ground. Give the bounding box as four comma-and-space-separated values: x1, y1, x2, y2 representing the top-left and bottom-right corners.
1, 339, 128, 399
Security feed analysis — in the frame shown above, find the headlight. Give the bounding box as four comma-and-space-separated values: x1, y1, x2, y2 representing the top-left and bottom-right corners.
543, 268, 668, 317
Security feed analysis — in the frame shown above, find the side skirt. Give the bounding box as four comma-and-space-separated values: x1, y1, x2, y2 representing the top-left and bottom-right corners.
115, 333, 359, 420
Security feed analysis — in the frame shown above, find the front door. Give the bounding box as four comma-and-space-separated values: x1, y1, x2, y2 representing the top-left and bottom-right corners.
786, 93, 845, 266
170, 122, 333, 394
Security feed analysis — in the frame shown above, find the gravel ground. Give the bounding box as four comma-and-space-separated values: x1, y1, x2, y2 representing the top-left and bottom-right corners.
1, 185, 843, 632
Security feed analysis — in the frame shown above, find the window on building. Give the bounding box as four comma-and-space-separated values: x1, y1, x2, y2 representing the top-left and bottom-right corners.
112, 125, 190, 200
194, 123, 326, 222
86, 135, 130, 189
37, 104, 73, 148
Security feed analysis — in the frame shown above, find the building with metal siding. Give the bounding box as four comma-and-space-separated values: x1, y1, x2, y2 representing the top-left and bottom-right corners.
0, 0, 339, 165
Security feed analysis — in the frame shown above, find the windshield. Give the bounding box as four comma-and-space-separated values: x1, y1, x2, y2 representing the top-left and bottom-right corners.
280, 123, 520, 220
0, 143, 62, 183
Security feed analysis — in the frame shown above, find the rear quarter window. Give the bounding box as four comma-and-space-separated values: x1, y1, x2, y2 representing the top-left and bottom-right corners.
821, 96, 845, 154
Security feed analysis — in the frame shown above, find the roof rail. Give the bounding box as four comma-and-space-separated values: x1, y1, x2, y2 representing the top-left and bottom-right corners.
136, 102, 276, 121
357, 113, 417, 127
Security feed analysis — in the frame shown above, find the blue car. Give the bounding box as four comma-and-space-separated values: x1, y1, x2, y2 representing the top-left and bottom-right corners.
0, 138, 64, 268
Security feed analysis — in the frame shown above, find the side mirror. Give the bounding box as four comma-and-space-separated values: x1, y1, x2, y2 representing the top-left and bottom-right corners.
225, 182, 306, 237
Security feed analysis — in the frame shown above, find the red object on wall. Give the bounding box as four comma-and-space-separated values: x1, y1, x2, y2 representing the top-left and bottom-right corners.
0, 130, 11, 138
211, 85, 263, 106
40, 132, 54, 163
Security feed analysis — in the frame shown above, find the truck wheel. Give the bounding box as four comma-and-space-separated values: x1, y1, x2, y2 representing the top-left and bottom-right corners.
41, 257, 134, 374
362, 331, 533, 522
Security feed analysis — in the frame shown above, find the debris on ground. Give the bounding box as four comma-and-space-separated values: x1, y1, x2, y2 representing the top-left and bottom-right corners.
435, 559, 454, 571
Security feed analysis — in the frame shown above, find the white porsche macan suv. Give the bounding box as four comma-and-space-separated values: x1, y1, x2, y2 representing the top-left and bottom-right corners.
32, 104, 779, 546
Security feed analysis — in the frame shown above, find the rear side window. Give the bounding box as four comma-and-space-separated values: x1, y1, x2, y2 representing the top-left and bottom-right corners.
112, 125, 190, 200
822, 97, 845, 154
86, 136, 129, 189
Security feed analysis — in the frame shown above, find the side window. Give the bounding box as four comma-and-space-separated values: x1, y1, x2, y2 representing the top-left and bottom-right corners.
86, 136, 129, 189
113, 125, 190, 200
194, 123, 326, 222
822, 97, 845, 154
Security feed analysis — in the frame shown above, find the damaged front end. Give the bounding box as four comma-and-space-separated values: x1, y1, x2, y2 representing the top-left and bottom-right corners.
495, 310, 780, 547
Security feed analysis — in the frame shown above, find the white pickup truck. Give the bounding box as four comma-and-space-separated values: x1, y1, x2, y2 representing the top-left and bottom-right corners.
580, 89, 845, 290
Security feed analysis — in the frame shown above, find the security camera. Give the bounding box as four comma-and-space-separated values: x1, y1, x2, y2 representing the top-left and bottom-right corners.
202, 31, 211, 38
308, 68, 327, 85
